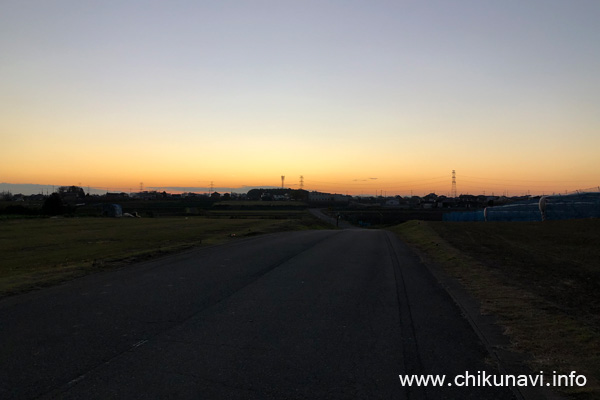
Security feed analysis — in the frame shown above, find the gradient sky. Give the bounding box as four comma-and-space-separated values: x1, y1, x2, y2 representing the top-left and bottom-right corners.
1, 0, 599, 196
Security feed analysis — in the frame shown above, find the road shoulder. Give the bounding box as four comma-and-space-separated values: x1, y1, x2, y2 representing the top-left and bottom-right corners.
385, 230, 562, 400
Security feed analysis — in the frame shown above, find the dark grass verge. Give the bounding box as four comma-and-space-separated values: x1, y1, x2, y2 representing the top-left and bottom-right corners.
387, 219, 600, 400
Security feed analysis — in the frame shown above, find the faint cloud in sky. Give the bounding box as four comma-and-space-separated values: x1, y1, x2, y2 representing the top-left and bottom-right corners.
352, 177, 378, 182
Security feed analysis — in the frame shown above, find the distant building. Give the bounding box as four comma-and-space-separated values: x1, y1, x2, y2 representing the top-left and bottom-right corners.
308, 191, 350, 205
105, 192, 129, 200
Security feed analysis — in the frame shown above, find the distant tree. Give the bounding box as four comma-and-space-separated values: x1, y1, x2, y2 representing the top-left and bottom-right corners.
246, 189, 262, 201
58, 186, 85, 199
42, 193, 65, 215
1, 191, 13, 201
290, 189, 308, 201
222, 193, 231, 201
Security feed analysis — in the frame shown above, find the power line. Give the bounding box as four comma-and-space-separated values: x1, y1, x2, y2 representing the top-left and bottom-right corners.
460, 175, 593, 183
305, 176, 448, 186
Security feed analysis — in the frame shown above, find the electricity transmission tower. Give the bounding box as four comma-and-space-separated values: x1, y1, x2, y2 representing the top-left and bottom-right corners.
451, 170, 457, 198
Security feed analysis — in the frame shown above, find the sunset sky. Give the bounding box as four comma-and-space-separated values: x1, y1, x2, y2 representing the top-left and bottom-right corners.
1, 1, 599, 196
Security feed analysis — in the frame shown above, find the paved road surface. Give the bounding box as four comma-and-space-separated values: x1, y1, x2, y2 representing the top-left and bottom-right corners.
1, 229, 517, 399
308, 208, 355, 229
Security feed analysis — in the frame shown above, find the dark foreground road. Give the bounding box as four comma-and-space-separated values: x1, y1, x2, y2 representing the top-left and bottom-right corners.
1, 229, 517, 399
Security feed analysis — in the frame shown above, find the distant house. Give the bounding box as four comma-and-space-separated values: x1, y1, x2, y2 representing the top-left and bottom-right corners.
105, 192, 129, 201
457, 194, 479, 208
408, 196, 422, 207
423, 193, 438, 202
308, 191, 350, 205
385, 199, 400, 207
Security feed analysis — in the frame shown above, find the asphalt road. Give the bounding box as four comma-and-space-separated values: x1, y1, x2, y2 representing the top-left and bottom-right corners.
308, 208, 354, 229
1, 229, 517, 399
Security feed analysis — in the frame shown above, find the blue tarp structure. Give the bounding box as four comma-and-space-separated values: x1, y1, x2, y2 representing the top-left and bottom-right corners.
101, 203, 122, 217
544, 192, 600, 221
443, 192, 600, 222
486, 202, 541, 222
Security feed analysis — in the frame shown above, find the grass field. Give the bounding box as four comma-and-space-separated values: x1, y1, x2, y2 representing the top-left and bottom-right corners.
207, 210, 307, 218
389, 219, 600, 399
0, 212, 329, 298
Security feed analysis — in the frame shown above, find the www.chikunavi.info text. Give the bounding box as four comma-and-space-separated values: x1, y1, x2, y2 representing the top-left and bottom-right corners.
399, 371, 587, 388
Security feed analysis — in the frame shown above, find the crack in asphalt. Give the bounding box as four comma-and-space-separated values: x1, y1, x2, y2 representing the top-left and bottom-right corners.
384, 230, 428, 400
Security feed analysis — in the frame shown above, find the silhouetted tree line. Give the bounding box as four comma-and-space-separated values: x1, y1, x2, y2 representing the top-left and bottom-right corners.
246, 189, 308, 201
0, 187, 83, 216
1, 187, 311, 217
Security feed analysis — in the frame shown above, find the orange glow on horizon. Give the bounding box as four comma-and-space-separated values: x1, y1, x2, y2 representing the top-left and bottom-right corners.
3, 168, 598, 197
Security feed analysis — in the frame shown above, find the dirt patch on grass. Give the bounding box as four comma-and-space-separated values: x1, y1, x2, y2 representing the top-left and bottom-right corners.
388, 219, 600, 399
